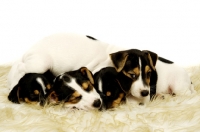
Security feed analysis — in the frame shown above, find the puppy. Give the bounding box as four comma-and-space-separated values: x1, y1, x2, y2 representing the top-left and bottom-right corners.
47, 67, 102, 110
8, 33, 120, 90
8, 70, 55, 105
110, 49, 195, 103
94, 67, 128, 109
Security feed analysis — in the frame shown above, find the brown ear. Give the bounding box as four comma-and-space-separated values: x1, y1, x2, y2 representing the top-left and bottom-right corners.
80, 67, 94, 84
142, 50, 158, 70
110, 51, 129, 72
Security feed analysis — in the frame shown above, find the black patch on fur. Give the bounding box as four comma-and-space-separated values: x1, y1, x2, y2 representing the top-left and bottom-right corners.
158, 57, 173, 64
86, 35, 97, 40
51, 75, 75, 101
94, 67, 130, 109
150, 70, 158, 100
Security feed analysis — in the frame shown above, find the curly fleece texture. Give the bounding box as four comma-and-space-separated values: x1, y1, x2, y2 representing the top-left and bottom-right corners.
0, 65, 200, 132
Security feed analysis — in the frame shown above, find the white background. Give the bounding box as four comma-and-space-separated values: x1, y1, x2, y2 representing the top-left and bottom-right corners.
0, 0, 200, 67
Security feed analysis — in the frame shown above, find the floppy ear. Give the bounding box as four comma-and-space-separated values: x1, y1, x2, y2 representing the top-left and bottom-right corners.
142, 50, 158, 70
8, 85, 20, 104
110, 51, 129, 72
80, 67, 94, 85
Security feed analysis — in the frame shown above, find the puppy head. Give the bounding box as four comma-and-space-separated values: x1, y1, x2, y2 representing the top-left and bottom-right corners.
110, 49, 158, 101
48, 67, 102, 110
94, 67, 127, 109
8, 71, 54, 105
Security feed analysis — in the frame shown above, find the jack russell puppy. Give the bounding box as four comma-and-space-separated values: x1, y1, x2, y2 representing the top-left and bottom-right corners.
8, 33, 195, 106
48, 67, 102, 110
8, 70, 55, 106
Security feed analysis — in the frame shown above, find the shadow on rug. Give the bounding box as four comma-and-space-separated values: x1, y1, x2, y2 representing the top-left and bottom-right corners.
0, 65, 200, 132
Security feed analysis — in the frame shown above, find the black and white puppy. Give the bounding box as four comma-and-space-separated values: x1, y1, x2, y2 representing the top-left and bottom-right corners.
47, 67, 102, 110
94, 67, 127, 109
8, 70, 55, 105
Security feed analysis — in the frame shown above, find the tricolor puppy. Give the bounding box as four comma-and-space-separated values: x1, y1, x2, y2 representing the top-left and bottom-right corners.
94, 67, 127, 109
47, 67, 102, 110
108, 49, 157, 105
110, 49, 195, 103
8, 70, 55, 105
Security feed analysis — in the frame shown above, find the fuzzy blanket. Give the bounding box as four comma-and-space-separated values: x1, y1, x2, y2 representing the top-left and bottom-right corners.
0, 65, 200, 132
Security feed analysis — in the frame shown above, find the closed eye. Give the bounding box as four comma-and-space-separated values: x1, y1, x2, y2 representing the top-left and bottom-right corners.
75, 96, 82, 100
69, 95, 82, 103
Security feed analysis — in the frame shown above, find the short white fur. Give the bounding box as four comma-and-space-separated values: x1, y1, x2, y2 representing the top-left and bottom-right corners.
36, 77, 46, 95
130, 58, 150, 104
63, 76, 102, 110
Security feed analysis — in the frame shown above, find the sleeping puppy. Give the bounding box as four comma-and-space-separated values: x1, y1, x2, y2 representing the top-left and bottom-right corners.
47, 67, 102, 110
8, 70, 55, 105
7, 33, 120, 91
94, 67, 127, 109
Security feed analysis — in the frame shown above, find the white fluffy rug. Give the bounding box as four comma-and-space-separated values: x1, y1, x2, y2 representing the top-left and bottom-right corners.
1, 65, 200, 132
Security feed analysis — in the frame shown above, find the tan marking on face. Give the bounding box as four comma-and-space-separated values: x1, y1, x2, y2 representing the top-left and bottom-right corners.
145, 65, 151, 85
111, 93, 124, 108
82, 82, 88, 90
46, 84, 51, 89
25, 98, 31, 103
133, 67, 140, 76
106, 91, 111, 96
34, 90, 39, 95
72, 91, 81, 97
24, 98, 37, 104
82, 81, 93, 91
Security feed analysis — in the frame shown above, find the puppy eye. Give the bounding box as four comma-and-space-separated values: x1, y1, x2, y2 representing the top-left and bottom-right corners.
147, 71, 151, 78
130, 73, 137, 79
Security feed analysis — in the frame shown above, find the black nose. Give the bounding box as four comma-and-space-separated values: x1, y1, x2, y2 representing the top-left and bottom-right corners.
93, 99, 101, 108
141, 90, 149, 97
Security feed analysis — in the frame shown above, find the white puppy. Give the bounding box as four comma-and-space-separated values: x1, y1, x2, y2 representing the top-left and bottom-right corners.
8, 33, 123, 90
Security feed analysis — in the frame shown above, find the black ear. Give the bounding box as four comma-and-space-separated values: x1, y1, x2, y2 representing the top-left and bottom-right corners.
80, 67, 94, 85
8, 84, 20, 104
142, 50, 158, 70
43, 70, 55, 84
110, 51, 129, 72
